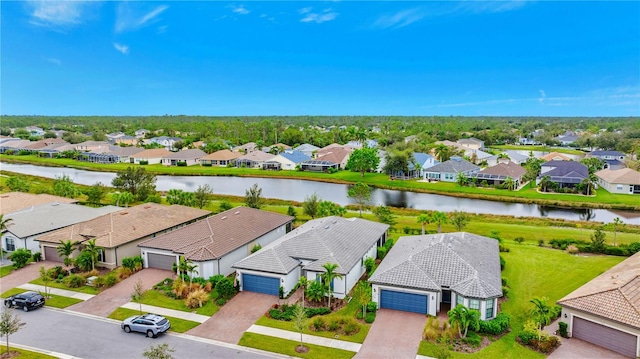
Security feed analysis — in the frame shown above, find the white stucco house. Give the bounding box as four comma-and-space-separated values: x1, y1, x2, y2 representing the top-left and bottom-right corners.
138, 207, 293, 278
369, 232, 502, 320
265, 150, 311, 170
595, 168, 640, 195
232, 217, 389, 298
424, 156, 480, 182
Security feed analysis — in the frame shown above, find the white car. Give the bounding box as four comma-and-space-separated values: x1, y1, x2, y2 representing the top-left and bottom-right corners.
121, 314, 171, 338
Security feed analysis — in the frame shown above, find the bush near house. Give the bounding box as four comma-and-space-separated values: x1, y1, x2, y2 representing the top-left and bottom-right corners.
478, 313, 511, 335
268, 304, 331, 321
517, 320, 561, 354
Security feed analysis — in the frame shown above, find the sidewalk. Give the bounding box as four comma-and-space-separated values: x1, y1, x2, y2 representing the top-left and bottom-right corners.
18, 283, 94, 301
121, 302, 210, 323
246, 324, 362, 352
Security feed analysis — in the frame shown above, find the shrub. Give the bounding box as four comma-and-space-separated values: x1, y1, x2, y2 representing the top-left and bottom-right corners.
502, 286, 510, 296
626, 242, 640, 254
216, 298, 227, 306
558, 322, 568, 338
269, 304, 296, 321
365, 312, 376, 323
63, 274, 86, 288
216, 277, 236, 299
139, 160, 148, 165
534, 335, 561, 354
538, 239, 545, 247
604, 246, 628, 256
191, 277, 207, 287
251, 244, 262, 253
501, 277, 508, 287
185, 289, 209, 309
376, 246, 387, 260
208, 275, 225, 289
9, 248, 32, 269
122, 256, 144, 272
478, 313, 510, 335
462, 331, 482, 347
82, 269, 99, 278
499, 245, 510, 252
32, 252, 42, 262
500, 256, 506, 270
343, 320, 359, 335
47, 266, 68, 280
172, 278, 189, 299
305, 307, 331, 317
176, 161, 187, 167
367, 301, 378, 313
118, 267, 133, 280
202, 162, 212, 167
103, 273, 118, 288
423, 317, 440, 341
566, 245, 579, 254
514, 237, 525, 244
313, 317, 327, 331
204, 282, 213, 292
327, 318, 339, 332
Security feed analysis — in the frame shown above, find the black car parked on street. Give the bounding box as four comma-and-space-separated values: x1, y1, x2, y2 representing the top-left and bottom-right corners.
4, 291, 45, 312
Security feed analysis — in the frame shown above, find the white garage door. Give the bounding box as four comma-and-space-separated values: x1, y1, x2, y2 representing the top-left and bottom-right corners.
573, 317, 637, 358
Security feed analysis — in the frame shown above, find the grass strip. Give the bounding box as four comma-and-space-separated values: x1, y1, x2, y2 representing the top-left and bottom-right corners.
239, 332, 355, 359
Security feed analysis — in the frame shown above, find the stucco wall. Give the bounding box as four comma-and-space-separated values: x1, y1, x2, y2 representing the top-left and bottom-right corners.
452, 293, 497, 320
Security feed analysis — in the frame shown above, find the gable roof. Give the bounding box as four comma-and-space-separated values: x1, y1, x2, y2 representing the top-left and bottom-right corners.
233, 216, 389, 275
559, 251, 640, 329
477, 161, 526, 179
5, 203, 121, 238
36, 203, 210, 248
540, 152, 572, 161
316, 148, 352, 164
132, 148, 172, 159
0, 192, 78, 215
202, 149, 243, 161
503, 150, 529, 163
294, 143, 320, 152
589, 150, 625, 157
369, 232, 502, 299
425, 157, 480, 174
540, 160, 589, 179
458, 138, 483, 145
163, 149, 206, 160
237, 151, 275, 162
413, 152, 436, 166
108, 146, 144, 156
278, 150, 311, 164
138, 207, 293, 261
596, 168, 640, 185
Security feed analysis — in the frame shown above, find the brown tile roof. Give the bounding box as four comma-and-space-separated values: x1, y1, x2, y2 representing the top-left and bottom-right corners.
316, 148, 352, 163
237, 151, 275, 161
478, 161, 526, 178
0, 192, 78, 215
162, 149, 206, 159
132, 148, 172, 159
36, 203, 210, 248
559, 252, 640, 329
138, 207, 293, 261
540, 152, 571, 161
201, 149, 243, 161
596, 168, 640, 185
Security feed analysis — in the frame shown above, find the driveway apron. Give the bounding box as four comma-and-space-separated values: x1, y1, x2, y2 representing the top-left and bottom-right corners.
356, 309, 427, 359
0, 261, 56, 292
67, 268, 172, 317
187, 291, 277, 344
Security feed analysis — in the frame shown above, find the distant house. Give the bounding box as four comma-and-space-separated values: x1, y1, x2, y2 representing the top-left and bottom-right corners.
150, 136, 182, 151
25, 126, 45, 137
537, 160, 589, 188
518, 137, 541, 146
201, 149, 242, 167
404, 135, 417, 143
2, 203, 120, 253
113, 136, 138, 146
108, 146, 144, 163
472, 160, 526, 187
314, 147, 352, 169
106, 132, 126, 143
424, 156, 480, 182
135, 129, 149, 138
262, 143, 292, 154
138, 207, 293, 277
595, 168, 640, 195
485, 150, 529, 167
457, 137, 485, 151
233, 216, 389, 297
37, 203, 210, 268
539, 152, 572, 162
265, 150, 311, 171
233, 142, 259, 154
75, 141, 111, 153
294, 143, 320, 157
555, 131, 579, 146
131, 148, 172, 165
235, 151, 275, 168
587, 150, 626, 170
162, 149, 206, 166
344, 139, 378, 149
413, 152, 439, 177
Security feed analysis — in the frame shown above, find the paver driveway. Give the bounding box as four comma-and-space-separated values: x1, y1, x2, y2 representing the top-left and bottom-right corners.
187, 291, 277, 344
356, 309, 427, 359
67, 268, 172, 317
548, 337, 631, 359
0, 261, 56, 292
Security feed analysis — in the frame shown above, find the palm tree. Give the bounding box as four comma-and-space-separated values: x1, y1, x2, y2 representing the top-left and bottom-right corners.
0, 215, 13, 233
82, 239, 102, 271
529, 297, 553, 337
321, 263, 343, 309
447, 304, 480, 338
172, 256, 190, 279
456, 172, 468, 186
417, 212, 432, 235
503, 176, 516, 191
56, 240, 79, 267
431, 211, 448, 233
610, 217, 625, 247
185, 261, 198, 290
581, 174, 597, 196
538, 175, 552, 193
434, 144, 451, 162
298, 277, 308, 307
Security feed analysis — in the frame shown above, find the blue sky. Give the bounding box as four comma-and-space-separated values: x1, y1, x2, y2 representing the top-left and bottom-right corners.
2, 1, 639, 117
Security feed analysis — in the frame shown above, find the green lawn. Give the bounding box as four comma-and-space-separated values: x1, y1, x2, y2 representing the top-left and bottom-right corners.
417, 241, 624, 358
3, 347, 58, 359
1, 288, 83, 309
141, 289, 219, 316
0, 265, 13, 277
239, 332, 355, 359
29, 278, 98, 295
108, 307, 200, 333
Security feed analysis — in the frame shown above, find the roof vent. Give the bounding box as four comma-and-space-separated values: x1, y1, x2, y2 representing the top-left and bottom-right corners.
324, 225, 330, 229
221, 216, 227, 220
51, 203, 60, 206
144, 205, 151, 209
120, 212, 129, 215
234, 211, 240, 215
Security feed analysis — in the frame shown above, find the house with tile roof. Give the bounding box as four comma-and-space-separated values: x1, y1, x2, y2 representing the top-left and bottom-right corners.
75, 141, 111, 153
457, 137, 485, 150
595, 168, 640, 195
0, 192, 78, 215
369, 232, 502, 319
424, 156, 480, 182
131, 148, 172, 165
162, 148, 206, 166
485, 150, 529, 167
472, 160, 526, 187
294, 143, 320, 157
138, 207, 293, 277
2, 203, 120, 253
36, 203, 210, 268
587, 150, 627, 170
233, 142, 259, 154
539, 152, 572, 162
558, 251, 640, 358
201, 149, 243, 167
235, 151, 276, 168
537, 160, 589, 189
150, 136, 182, 151
265, 150, 311, 170
233, 216, 389, 297
314, 147, 353, 169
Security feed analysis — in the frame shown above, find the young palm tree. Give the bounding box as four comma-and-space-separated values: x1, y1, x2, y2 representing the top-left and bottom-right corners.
431, 211, 448, 233
611, 217, 625, 247
538, 175, 552, 193
321, 263, 343, 309
529, 297, 553, 338
0, 215, 14, 233
447, 304, 480, 338
417, 212, 432, 235
82, 239, 102, 271
185, 261, 199, 290
56, 240, 79, 267
503, 176, 516, 191
297, 277, 308, 307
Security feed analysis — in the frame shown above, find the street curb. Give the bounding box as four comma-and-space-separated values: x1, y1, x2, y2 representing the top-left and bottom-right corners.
10, 342, 82, 359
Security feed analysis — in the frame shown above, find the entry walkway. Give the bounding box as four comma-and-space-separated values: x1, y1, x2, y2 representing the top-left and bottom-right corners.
120, 302, 210, 323
246, 324, 362, 352
18, 283, 94, 301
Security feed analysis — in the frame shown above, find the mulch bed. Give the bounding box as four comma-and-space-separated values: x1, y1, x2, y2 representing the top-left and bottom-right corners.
0, 351, 20, 359
295, 345, 310, 353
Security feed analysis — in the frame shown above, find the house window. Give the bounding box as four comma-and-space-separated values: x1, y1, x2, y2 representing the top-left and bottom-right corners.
469, 299, 480, 310
456, 294, 464, 306
97, 248, 105, 262
485, 299, 494, 319
617, 185, 623, 190
5, 237, 15, 251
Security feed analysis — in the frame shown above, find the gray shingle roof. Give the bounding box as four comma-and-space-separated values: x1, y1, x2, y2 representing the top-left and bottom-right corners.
369, 232, 502, 299
425, 157, 479, 174
233, 216, 389, 275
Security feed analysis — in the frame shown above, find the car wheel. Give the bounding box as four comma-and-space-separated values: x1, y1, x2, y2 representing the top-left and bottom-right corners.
22, 306, 29, 312
4, 302, 12, 308
146, 330, 155, 338
123, 326, 131, 333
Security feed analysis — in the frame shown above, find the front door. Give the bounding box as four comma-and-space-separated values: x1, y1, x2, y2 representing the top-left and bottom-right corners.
442, 290, 451, 304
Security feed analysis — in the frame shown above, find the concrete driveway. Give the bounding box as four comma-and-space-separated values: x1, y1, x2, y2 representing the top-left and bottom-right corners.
356, 309, 427, 359
67, 268, 173, 317
548, 337, 631, 359
187, 291, 277, 344
0, 261, 56, 292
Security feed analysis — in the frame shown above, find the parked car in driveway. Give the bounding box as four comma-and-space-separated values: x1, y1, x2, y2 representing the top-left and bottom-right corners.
121, 314, 171, 338
4, 291, 45, 312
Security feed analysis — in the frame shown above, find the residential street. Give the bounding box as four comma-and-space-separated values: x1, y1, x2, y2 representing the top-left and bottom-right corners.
7, 307, 274, 359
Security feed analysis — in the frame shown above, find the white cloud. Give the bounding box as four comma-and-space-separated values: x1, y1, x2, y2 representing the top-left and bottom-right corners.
115, 3, 168, 33
47, 58, 62, 65
231, 5, 250, 15
113, 43, 129, 54
372, 8, 426, 29
157, 25, 168, 34
455, 1, 528, 14
538, 89, 546, 104
298, 7, 312, 15
27, 0, 90, 28
300, 8, 338, 24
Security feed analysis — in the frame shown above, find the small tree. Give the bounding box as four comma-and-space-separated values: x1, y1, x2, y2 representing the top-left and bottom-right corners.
287, 206, 297, 221
298, 276, 308, 307
83, 238, 102, 271
431, 211, 448, 233
39, 266, 51, 298
346, 147, 380, 177
417, 212, 432, 235
244, 183, 264, 209
373, 205, 396, 227
590, 227, 606, 253
86, 182, 106, 207
529, 297, 553, 338
609, 217, 625, 247
292, 304, 308, 353
447, 304, 480, 338
9, 248, 31, 269
142, 343, 175, 359
449, 211, 469, 231
186, 261, 199, 289
0, 309, 25, 354
53, 174, 80, 198
354, 281, 372, 318
302, 192, 320, 219
347, 182, 371, 217
57, 239, 79, 267
194, 184, 213, 209
321, 263, 343, 309
218, 200, 233, 213
131, 279, 146, 314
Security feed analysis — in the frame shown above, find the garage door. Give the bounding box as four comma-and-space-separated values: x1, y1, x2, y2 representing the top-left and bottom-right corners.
147, 253, 176, 271
43, 246, 63, 262
380, 289, 428, 314
573, 317, 637, 358
242, 274, 279, 296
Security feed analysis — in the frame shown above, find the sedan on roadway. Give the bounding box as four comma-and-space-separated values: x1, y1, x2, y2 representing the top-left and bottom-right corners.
121, 313, 171, 338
